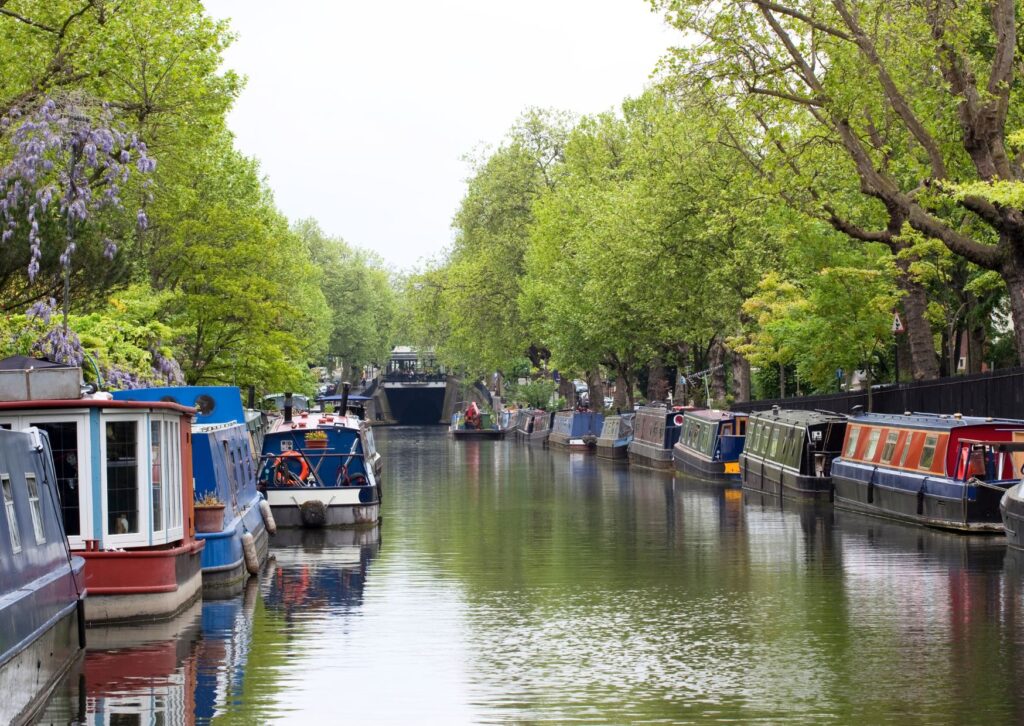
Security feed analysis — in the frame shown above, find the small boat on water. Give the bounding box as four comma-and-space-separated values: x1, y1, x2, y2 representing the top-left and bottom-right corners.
258, 392, 381, 528
627, 404, 689, 470
548, 410, 604, 451
832, 410, 1024, 532
0, 425, 86, 726
449, 401, 514, 439
595, 412, 634, 460
673, 409, 747, 480
516, 408, 553, 443
740, 408, 847, 499
0, 359, 204, 624
112, 386, 273, 596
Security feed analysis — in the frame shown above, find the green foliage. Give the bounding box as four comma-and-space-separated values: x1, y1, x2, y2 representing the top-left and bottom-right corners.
507, 378, 557, 409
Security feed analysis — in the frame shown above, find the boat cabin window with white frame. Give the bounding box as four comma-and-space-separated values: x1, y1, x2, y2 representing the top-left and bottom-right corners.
153, 417, 183, 543
33, 421, 81, 537
919, 434, 939, 471
2, 473, 21, 553
898, 433, 914, 468
844, 426, 861, 458
864, 428, 882, 461
881, 431, 899, 464
24, 473, 45, 544
106, 419, 140, 535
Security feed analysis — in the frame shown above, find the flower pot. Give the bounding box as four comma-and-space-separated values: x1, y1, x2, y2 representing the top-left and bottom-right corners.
194, 503, 225, 533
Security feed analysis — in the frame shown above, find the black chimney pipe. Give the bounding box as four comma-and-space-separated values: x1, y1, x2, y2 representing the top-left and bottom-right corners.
340, 381, 350, 415
284, 391, 293, 423
247, 385, 255, 410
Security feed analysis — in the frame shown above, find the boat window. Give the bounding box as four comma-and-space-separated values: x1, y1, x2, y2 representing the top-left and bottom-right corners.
151, 422, 163, 532
31, 421, 80, 537
768, 425, 781, 459
864, 429, 882, 461
2, 474, 21, 553
106, 420, 139, 535
844, 427, 861, 458
919, 434, 939, 470
881, 432, 899, 463
787, 428, 804, 468
898, 433, 913, 468
165, 420, 182, 532
24, 473, 45, 544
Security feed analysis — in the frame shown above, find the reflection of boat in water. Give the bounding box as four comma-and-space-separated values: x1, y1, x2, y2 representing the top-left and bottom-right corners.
261, 525, 381, 615
38, 600, 204, 724
194, 579, 261, 722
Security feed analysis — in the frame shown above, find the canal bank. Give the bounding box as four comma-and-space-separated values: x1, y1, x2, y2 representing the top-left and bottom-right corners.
35, 426, 1024, 724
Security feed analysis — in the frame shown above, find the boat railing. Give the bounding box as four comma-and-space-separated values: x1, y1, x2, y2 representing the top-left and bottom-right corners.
258, 450, 368, 489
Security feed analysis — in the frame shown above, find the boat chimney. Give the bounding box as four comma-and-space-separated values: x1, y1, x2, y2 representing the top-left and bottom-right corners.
284, 391, 293, 423
340, 381, 351, 414
247, 385, 255, 410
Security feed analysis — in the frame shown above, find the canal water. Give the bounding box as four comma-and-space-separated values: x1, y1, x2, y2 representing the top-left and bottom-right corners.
36, 426, 1024, 724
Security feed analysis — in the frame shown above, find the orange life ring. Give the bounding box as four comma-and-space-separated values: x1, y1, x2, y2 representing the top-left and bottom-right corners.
273, 449, 310, 484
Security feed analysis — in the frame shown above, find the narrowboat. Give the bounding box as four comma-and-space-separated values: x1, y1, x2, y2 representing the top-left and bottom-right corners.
0, 360, 204, 624
112, 387, 272, 597
258, 394, 381, 528
627, 405, 689, 470
832, 411, 1024, 532
548, 410, 604, 451
595, 412, 635, 460
449, 402, 513, 440
0, 426, 86, 726
673, 409, 747, 480
1001, 483, 1024, 550
516, 408, 553, 443
740, 408, 847, 499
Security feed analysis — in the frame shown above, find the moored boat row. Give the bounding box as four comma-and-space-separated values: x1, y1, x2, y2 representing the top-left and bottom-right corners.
484, 393, 1024, 544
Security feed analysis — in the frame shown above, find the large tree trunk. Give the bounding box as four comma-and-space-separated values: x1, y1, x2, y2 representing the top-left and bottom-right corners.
647, 357, 668, 403
731, 351, 751, 403
709, 339, 727, 403
613, 373, 629, 410
1004, 251, 1024, 366
558, 376, 574, 408
895, 262, 940, 380
587, 369, 604, 411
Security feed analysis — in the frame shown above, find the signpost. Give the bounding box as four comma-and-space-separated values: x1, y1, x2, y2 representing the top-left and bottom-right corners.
892, 312, 905, 383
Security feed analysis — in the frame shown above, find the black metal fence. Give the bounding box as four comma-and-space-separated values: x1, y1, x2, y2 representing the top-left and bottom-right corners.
731, 366, 1024, 419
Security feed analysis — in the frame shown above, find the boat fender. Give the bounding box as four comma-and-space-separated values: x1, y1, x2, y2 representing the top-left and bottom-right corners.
242, 532, 260, 575
76, 598, 87, 650
259, 499, 277, 535
300, 499, 328, 528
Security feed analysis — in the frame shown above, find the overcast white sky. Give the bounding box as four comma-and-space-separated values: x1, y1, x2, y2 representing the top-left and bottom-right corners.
202, 1, 678, 269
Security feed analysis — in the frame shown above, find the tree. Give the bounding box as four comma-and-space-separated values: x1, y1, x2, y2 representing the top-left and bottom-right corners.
654, 0, 1024, 363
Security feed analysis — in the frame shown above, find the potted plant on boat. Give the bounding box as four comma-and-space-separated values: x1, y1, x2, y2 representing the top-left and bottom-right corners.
304, 429, 328, 449
194, 492, 225, 533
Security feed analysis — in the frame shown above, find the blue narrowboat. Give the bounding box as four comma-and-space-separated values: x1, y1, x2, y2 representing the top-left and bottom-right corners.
258, 395, 381, 528
740, 408, 847, 499
113, 386, 272, 595
595, 413, 635, 460
0, 426, 86, 726
833, 411, 1024, 532
548, 410, 604, 451
673, 409, 747, 479
627, 405, 690, 470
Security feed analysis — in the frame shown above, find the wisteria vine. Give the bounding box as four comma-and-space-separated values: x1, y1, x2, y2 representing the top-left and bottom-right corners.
0, 95, 156, 281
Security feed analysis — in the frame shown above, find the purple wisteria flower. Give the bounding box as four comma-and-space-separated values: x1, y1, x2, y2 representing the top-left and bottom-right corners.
0, 95, 156, 281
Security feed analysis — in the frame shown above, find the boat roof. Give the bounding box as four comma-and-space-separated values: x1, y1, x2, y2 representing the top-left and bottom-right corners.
267, 410, 361, 434
686, 408, 743, 422
112, 386, 244, 425
748, 408, 847, 426
0, 396, 193, 415
848, 410, 1024, 431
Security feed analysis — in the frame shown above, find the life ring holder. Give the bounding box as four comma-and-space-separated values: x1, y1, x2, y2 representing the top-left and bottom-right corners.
273, 449, 310, 485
